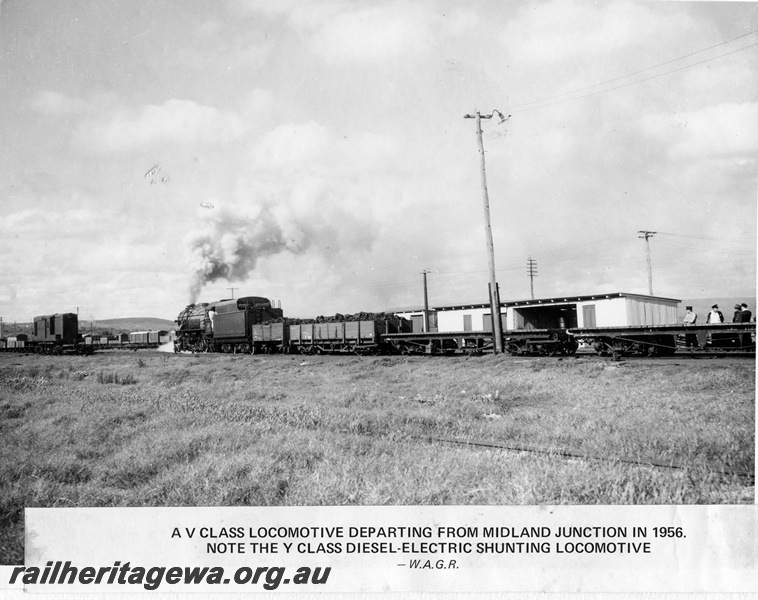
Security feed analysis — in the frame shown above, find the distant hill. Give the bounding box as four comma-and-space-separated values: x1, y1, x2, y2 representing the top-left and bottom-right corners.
81, 317, 176, 333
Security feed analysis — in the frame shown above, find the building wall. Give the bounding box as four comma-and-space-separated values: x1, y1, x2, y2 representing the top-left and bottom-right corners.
583, 297, 627, 327
575, 296, 678, 327
393, 310, 438, 333
437, 307, 505, 332
625, 297, 679, 325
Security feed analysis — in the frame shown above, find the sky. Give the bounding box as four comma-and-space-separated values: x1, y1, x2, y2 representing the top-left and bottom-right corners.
0, 0, 756, 322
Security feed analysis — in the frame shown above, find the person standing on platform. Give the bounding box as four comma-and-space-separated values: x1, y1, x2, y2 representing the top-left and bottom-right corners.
732, 304, 743, 323
706, 304, 724, 323
739, 303, 752, 322
739, 303, 753, 348
683, 306, 698, 348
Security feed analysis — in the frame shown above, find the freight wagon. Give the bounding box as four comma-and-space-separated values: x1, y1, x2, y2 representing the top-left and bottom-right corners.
6, 334, 28, 349
127, 330, 169, 348
287, 319, 404, 354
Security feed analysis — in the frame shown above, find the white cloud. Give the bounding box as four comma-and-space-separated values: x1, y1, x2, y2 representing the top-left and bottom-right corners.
640, 102, 758, 160
32, 91, 87, 115
0, 207, 97, 237
501, 0, 678, 65
238, 0, 436, 64
309, 3, 435, 64
77, 99, 248, 152
249, 121, 399, 175
241, 89, 275, 117
442, 8, 479, 37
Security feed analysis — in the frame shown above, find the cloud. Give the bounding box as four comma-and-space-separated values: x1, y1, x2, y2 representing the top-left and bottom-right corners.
0, 207, 97, 238
32, 91, 87, 115
308, 3, 436, 64
500, 0, 678, 65
249, 121, 399, 175
640, 102, 758, 161
442, 8, 479, 36
237, 0, 436, 64
77, 99, 247, 152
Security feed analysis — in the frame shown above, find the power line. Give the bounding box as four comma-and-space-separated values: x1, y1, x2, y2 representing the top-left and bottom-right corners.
510, 41, 758, 115
656, 231, 755, 243
508, 29, 758, 112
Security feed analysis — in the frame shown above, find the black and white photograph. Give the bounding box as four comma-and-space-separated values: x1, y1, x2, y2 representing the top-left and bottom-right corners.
0, 0, 755, 595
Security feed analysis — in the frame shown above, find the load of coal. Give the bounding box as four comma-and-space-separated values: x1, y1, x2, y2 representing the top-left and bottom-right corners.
272, 312, 411, 333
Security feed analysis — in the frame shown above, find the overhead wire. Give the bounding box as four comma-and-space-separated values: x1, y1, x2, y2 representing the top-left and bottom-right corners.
656, 231, 755, 244
510, 41, 758, 114
507, 29, 758, 112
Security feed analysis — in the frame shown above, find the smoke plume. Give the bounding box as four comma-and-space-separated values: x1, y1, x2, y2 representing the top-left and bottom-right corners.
185, 202, 308, 302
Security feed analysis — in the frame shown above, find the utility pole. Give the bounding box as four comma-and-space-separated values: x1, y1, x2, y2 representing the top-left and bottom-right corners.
421, 270, 431, 333
227, 287, 238, 299
0, 317, 3, 338
464, 110, 509, 354
638, 230, 656, 295
527, 256, 538, 300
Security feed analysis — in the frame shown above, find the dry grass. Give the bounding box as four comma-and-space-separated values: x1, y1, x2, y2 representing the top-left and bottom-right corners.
0, 351, 754, 563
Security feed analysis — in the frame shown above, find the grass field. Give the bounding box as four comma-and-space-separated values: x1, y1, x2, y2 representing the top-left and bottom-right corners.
0, 350, 754, 563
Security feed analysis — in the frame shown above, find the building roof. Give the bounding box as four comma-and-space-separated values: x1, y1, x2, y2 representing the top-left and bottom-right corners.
393, 292, 681, 313
503, 292, 681, 307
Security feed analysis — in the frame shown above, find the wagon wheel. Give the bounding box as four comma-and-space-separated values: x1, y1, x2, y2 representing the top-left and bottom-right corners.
593, 341, 609, 356
561, 338, 579, 356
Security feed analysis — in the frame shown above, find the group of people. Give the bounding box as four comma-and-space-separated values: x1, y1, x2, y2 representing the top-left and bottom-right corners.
683, 303, 753, 324
682, 302, 753, 349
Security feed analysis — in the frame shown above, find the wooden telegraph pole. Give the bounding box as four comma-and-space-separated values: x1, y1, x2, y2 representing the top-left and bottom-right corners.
422, 270, 431, 333
638, 230, 656, 295
464, 110, 508, 354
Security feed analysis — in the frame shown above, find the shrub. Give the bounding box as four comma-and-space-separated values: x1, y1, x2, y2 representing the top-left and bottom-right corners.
96, 371, 137, 385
